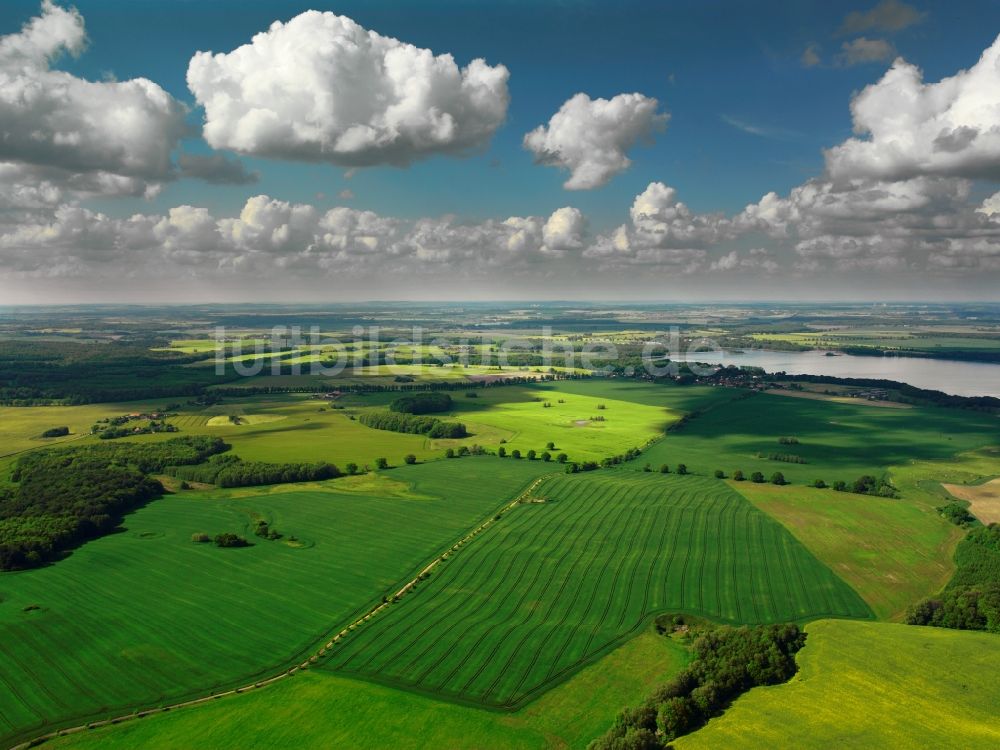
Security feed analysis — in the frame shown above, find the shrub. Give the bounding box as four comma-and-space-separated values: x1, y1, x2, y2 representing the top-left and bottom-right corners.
445, 448, 455, 458
214, 533, 248, 548
403, 454, 417, 465
497, 446, 506, 458
660, 464, 670, 474
191, 532, 210, 543
374, 457, 389, 470
833, 480, 848, 491
813, 479, 827, 489
345, 462, 359, 475
557, 453, 567, 463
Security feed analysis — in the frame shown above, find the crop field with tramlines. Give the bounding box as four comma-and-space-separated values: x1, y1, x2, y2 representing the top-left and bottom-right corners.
324, 471, 872, 707
0, 459, 550, 747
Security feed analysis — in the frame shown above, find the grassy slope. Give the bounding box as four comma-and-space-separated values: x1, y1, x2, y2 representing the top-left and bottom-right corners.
0, 459, 550, 747
640, 390, 1000, 485
49, 629, 690, 750
325, 472, 871, 708
732, 483, 961, 620
676, 620, 1000, 750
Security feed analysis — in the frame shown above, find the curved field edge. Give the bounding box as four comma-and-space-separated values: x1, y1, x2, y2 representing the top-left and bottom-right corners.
675, 619, 1000, 749
0, 459, 552, 749
44, 627, 692, 750
321, 472, 873, 710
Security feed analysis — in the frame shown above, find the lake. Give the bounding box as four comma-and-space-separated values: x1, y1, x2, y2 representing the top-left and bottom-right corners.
672, 348, 1000, 398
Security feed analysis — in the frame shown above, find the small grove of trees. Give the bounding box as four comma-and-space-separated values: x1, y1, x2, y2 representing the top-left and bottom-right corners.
40, 426, 69, 438
588, 623, 806, 749
389, 392, 452, 415
358, 410, 468, 439
938, 501, 977, 527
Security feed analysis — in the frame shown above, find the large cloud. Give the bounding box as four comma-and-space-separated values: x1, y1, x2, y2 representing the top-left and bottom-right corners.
825, 35, 1000, 183
187, 11, 509, 167
523, 93, 668, 189
0, 1, 187, 195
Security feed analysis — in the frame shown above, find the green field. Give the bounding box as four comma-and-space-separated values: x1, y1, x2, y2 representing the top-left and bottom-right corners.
324, 472, 871, 708
676, 619, 1000, 749
49, 627, 691, 750
0, 459, 550, 747
733, 482, 962, 619
641, 390, 1000, 485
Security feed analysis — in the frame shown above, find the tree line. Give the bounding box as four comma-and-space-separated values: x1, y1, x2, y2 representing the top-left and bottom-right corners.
167, 454, 340, 487
907, 523, 1000, 633
358, 410, 468, 439
589, 620, 807, 749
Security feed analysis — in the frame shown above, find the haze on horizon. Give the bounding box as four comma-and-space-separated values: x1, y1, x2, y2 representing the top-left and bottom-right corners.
1, 0, 1000, 304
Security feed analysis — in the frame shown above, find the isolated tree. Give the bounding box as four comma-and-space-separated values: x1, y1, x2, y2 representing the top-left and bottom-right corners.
643, 463, 652, 472
404, 454, 417, 465
677, 463, 688, 475
498, 446, 507, 458
541, 451, 552, 462
813, 479, 827, 489
733, 470, 745, 481
556, 453, 568, 463
771, 471, 786, 485
345, 462, 359, 475
751, 471, 765, 483
445, 448, 455, 458
511, 449, 521, 459
833, 480, 847, 492
526, 449, 537, 460
375, 457, 389, 470
660, 464, 670, 474
546, 442, 555, 451
714, 470, 725, 479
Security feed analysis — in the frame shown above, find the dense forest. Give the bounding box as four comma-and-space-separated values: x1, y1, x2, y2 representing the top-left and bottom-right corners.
589, 621, 807, 749
0, 437, 229, 570
357, 410, 468, 439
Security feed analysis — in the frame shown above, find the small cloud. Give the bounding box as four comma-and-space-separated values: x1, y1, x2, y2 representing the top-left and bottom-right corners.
835, 37, 896, 67
344, 169, 357, 180
839, 0, 926, 35
801, 43, 821, 68
177, 153, 258, 185
338, 189, 354, 200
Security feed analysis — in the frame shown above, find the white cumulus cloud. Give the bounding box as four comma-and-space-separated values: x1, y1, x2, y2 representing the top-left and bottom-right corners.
0, 1, 186, 193
187, 10, 510, 167
825, 35, 1000, 182
523, 93, 668, 190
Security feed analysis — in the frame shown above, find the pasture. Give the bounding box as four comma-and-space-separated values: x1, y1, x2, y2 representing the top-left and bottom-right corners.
324, 472, 871, 708
0, 458, 549, 747
48, 628, 690, 750
675, 620, 1000, 749
640, 390, 1000, 486
733, 483, 961, 619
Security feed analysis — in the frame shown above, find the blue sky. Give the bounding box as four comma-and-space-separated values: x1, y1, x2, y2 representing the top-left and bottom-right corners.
1, 0, 1000, 302
5, 0, 996, 226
